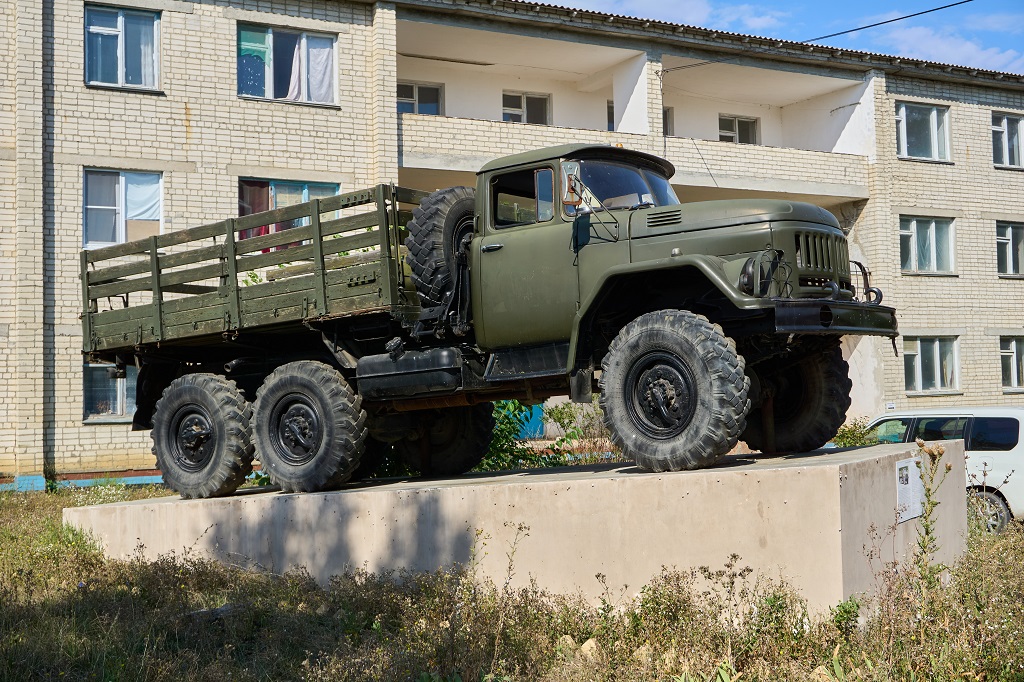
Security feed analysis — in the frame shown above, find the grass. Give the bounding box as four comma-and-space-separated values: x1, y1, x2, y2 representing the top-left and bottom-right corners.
2, 482, 1024, 681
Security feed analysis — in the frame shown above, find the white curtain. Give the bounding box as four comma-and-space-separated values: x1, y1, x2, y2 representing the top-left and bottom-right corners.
306, 36, 334, 103
124, 13, 156, 87
285, 38, 302, 101
125, 173, 161, 220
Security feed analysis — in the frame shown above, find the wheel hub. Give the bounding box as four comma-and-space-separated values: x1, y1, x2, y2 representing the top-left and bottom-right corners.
272, 397, 323, 465
170, 408, 215, 472
626, 351, 698, 439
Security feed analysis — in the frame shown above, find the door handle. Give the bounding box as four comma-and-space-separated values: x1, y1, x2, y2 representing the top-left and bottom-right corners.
481, 243, 504, 252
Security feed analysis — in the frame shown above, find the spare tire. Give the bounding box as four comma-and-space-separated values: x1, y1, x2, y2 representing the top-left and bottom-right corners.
405, 186, 476, 311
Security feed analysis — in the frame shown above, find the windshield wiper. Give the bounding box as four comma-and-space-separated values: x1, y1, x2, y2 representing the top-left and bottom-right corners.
629, 200, 655, 211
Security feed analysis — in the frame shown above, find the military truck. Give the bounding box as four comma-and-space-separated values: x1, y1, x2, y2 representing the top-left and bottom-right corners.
80, 144, 897, 498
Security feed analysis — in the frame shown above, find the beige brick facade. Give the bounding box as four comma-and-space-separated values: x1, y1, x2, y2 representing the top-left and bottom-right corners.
3, 0, 1023, 484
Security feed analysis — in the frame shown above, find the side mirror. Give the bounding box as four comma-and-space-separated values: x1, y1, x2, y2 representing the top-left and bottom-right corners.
561, 162, 582, 208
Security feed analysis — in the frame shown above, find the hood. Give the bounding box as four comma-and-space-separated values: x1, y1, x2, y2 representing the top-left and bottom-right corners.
631, 199, 840, 239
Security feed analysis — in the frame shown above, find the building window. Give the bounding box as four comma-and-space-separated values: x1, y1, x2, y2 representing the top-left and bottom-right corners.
237, 25, 335, 104
719, 115, 757, 144
1001, 337, 1024, 388
85, 6, 159, 89
607, 100, 614, 131
84, 364, 138, 420
502, 92, 549, 125
83, 170, 161, 248
899, 216, 954, 273
904, 337, 958, 392
997, 222, 1024, 275
895, 101, 949, 161
397, 82, 442, 115
992, 113, 1022, 167
663, 107, 675, 136
238, 179, 339, 240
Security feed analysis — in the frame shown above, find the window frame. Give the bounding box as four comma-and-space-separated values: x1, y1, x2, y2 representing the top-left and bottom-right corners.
899, 215, 955, 274
490, 166, 556, 230
895, 101, 951, 162
997, 221, 1024, 275
502, 91, 551, 125
237, 177, 340, 240
904, 336, 960, 393
82, 168, 163, 249
719, 114, 758, 144
397, 80, 444, 116
236, 24, 338, 105
992, 112, 1023, 168
83, 362, 138, 422
84, 5, 161, 90
1001, 337, 1024, 389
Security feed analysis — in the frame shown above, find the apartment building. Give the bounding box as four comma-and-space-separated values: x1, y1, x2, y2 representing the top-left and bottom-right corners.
2, 0, 1023, 488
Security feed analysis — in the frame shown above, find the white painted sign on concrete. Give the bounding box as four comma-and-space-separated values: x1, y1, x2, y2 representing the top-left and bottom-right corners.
896, 457, 924, 523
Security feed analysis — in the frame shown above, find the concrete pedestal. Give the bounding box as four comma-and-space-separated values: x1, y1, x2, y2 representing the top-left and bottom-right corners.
64, 442, 967, 613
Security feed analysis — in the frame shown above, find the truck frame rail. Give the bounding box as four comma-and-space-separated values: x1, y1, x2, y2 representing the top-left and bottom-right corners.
81, 184, 428, 354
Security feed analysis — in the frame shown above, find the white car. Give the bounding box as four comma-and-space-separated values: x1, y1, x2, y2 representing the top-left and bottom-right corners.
865, 407, 1024, 532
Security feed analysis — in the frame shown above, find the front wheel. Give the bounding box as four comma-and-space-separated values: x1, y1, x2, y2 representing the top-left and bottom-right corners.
970, 489, 1012, 533
151, 373, 254, 499
599, 310, 750, 472
741, 340, 851, 454
253, 361, 367, 493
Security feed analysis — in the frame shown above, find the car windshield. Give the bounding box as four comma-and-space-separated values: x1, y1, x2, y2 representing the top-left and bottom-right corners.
577, 160, 678, 210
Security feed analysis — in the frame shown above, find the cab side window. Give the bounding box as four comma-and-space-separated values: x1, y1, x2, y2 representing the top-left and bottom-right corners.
913, 417, 967, 442
492, 168, 554, 228
969, 417, 1020, 451
867, 418, 912, 444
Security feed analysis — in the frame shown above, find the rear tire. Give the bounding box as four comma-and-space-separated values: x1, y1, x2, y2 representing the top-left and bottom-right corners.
599, 310, 750, 471
397, 404, 495, 476
971, 489, 1012, 533
253, 361, 367, 493
741, 340, 851, 453
151, 373, 254, 499
405, 186, 476, 311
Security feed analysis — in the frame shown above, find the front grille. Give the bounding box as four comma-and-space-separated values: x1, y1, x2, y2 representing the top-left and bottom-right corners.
646, 209, 682, 228
794, 231, 850, 278
800, 276, 853, 290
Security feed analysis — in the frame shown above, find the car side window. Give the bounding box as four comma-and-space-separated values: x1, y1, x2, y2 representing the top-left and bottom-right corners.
492, 167, 554, 228
913, 417, 967, 442
867, 418, 912, 444
968, 417, 1020, 451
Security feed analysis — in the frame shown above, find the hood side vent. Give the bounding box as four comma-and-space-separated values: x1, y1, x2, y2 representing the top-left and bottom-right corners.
646, 209, 682, 228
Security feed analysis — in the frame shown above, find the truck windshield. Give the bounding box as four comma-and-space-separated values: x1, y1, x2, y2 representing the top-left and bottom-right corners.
578, 160, 678, 210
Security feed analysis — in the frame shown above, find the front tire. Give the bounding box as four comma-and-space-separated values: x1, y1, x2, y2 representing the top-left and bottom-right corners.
151, 373, 254, 499
741, 340, 851, 454
599, 310, 750, 472
253, 361, 367, 493
397, 404, 495, 476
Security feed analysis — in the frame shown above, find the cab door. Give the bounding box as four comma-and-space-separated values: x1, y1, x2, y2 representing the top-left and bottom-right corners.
472, 166, 579, 350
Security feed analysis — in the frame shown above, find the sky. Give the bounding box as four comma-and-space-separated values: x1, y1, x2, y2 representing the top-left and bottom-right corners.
562, 0, 1024, 74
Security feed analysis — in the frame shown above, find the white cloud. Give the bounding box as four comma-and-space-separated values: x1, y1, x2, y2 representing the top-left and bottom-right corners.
872, 25, 1024, 74
963, 13, 1024, 35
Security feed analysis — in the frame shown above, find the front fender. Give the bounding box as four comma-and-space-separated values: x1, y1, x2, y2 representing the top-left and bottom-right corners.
566, 254, 762, 372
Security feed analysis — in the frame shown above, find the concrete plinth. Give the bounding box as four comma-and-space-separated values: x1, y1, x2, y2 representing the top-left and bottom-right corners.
64, 442, 967, 613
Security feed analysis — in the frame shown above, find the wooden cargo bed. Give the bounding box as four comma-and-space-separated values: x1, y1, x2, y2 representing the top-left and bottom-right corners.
81, 184, 428, 354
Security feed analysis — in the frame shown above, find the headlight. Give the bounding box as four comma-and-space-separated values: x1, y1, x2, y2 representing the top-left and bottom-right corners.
738, 257, 756, 295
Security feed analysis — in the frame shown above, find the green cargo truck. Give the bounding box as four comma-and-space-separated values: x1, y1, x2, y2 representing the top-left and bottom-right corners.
81, 144, 897, 498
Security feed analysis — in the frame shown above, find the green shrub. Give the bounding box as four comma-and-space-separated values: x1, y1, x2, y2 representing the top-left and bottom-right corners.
831, 416, 874, 448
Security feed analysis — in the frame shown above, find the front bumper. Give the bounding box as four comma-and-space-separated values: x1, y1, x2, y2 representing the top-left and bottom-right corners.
772, 298, 898, 337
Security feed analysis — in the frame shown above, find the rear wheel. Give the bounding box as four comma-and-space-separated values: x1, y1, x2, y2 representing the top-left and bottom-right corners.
253, 361, 367, 493
970, 489, 1012, 533
397, 404, 495, 476
741, 340, 851, 454
599, 310, 749, 471
151, 373, 254, 499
